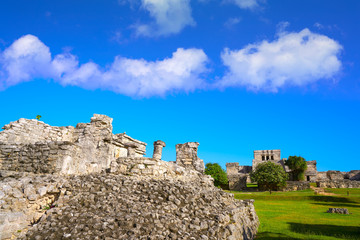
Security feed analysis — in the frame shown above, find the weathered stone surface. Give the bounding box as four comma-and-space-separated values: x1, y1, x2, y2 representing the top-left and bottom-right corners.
0, 172, 259, 240
252, 150, 282, 170
304, 160, 317, 181
228, 174, 248, 191
0, 114, 147, 175
327, 208, 349, 214
152, 140, 166, 160
347, 170, 360, 181
176, 142, 205, 173
317, 180, 360, 188
282, 181, 310, 191
0, 114, 260, 240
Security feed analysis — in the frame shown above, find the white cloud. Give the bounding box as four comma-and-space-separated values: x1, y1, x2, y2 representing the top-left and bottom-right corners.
0, 35, 54, 87
133, 0, 195, 37
219, 29, 342, 92
62, 48, 208, 97
224, 17, 242, 28
0, 34, 208, 97
226, 0, 260, 9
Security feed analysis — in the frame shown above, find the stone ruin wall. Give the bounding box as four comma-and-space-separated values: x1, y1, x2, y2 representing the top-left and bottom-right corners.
317, 179, 360, 188
175, 142, 205, 173
0, 114, 206, 178
0, 115, 259, 240
0, 114, 147, 175
226, 163, 252, 191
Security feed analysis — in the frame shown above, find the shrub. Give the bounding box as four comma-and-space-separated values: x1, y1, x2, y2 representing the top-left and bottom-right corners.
285, 156, 307, 181
205, 163, 228, 189
250, 161, 287, 194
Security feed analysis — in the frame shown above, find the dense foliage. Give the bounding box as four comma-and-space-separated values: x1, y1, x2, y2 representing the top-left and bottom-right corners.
250, 162, 287, 193
205, 163, 228, 188
285, 156, 307, 181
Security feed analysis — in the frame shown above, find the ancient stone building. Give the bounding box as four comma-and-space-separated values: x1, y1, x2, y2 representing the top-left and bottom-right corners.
1, 114, 260, 240
227, 149, 359, 191
227, 150, 322, 190
304, 160, 317, 181
0, 114, 147, 175
227, 150, 287, 190
252, 150, 283, 169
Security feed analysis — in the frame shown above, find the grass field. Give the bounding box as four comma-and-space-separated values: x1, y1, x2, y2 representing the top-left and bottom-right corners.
231, 188, 360, 239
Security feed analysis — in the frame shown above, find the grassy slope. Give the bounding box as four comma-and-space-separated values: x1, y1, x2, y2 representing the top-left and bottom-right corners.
231, 188, 360, 240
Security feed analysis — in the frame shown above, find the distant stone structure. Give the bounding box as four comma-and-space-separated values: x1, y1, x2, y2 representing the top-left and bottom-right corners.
305, 160, 317, 181
226, 149, 359, 191
227, 150, 288, 191
252, 150, 283, 169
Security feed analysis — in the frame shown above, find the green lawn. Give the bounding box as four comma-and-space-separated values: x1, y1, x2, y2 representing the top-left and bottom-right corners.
230, 188, 360, 239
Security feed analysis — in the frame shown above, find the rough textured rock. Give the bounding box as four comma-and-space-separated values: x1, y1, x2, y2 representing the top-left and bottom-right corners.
228, 174, 248, 191
0, 173, 68, 240
282, 181, 310, 191
153, 140, 166, 160
0, 114, 147, 175
176, 142, 205, 174
1, 172, 259, 240
317, 180, 360, 188
346, 170, 360, 181
327, 208, 349, 214
0, 115, 259, 240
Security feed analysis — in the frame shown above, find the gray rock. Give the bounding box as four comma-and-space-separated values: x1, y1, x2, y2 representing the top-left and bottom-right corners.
327, 208, 349, 214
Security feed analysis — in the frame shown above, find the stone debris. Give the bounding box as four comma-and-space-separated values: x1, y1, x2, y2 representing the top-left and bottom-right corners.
327, 208, 349, 214
0, 114, 260, 239
7, 173, 257, 240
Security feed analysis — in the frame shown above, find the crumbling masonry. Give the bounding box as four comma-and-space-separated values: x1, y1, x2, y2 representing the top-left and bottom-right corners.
0, 114, 205, 176
0, 114, 259, 240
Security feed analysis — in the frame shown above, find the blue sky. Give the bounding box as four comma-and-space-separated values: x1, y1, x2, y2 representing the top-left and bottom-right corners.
0, 0, 359, 171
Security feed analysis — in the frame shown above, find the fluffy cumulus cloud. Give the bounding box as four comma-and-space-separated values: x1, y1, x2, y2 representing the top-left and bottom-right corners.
0, 34, 208, 97
134, 0, 195, 37
219, 29, 343, 92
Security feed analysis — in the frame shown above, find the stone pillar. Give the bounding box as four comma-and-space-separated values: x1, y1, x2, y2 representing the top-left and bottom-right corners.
153, 140, 166, 160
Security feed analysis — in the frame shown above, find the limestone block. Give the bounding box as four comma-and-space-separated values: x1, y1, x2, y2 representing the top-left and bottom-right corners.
176, 142, 205, 173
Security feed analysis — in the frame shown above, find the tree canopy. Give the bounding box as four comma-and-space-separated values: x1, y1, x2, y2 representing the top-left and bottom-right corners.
285, 156, 307, 181
250, 161, 287, 193
204, 163, 228, 188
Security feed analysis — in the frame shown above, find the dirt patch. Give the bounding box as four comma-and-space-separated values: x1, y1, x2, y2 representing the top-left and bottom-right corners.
310, 186, 337, 196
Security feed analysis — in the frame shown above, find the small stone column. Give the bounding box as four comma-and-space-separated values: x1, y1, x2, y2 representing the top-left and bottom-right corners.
153, 140, 166, 160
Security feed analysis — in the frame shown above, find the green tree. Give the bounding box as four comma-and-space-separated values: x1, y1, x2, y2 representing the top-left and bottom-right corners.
205, 163, 228, 188
250, 162, 287, 194
285, 156, 307, 181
